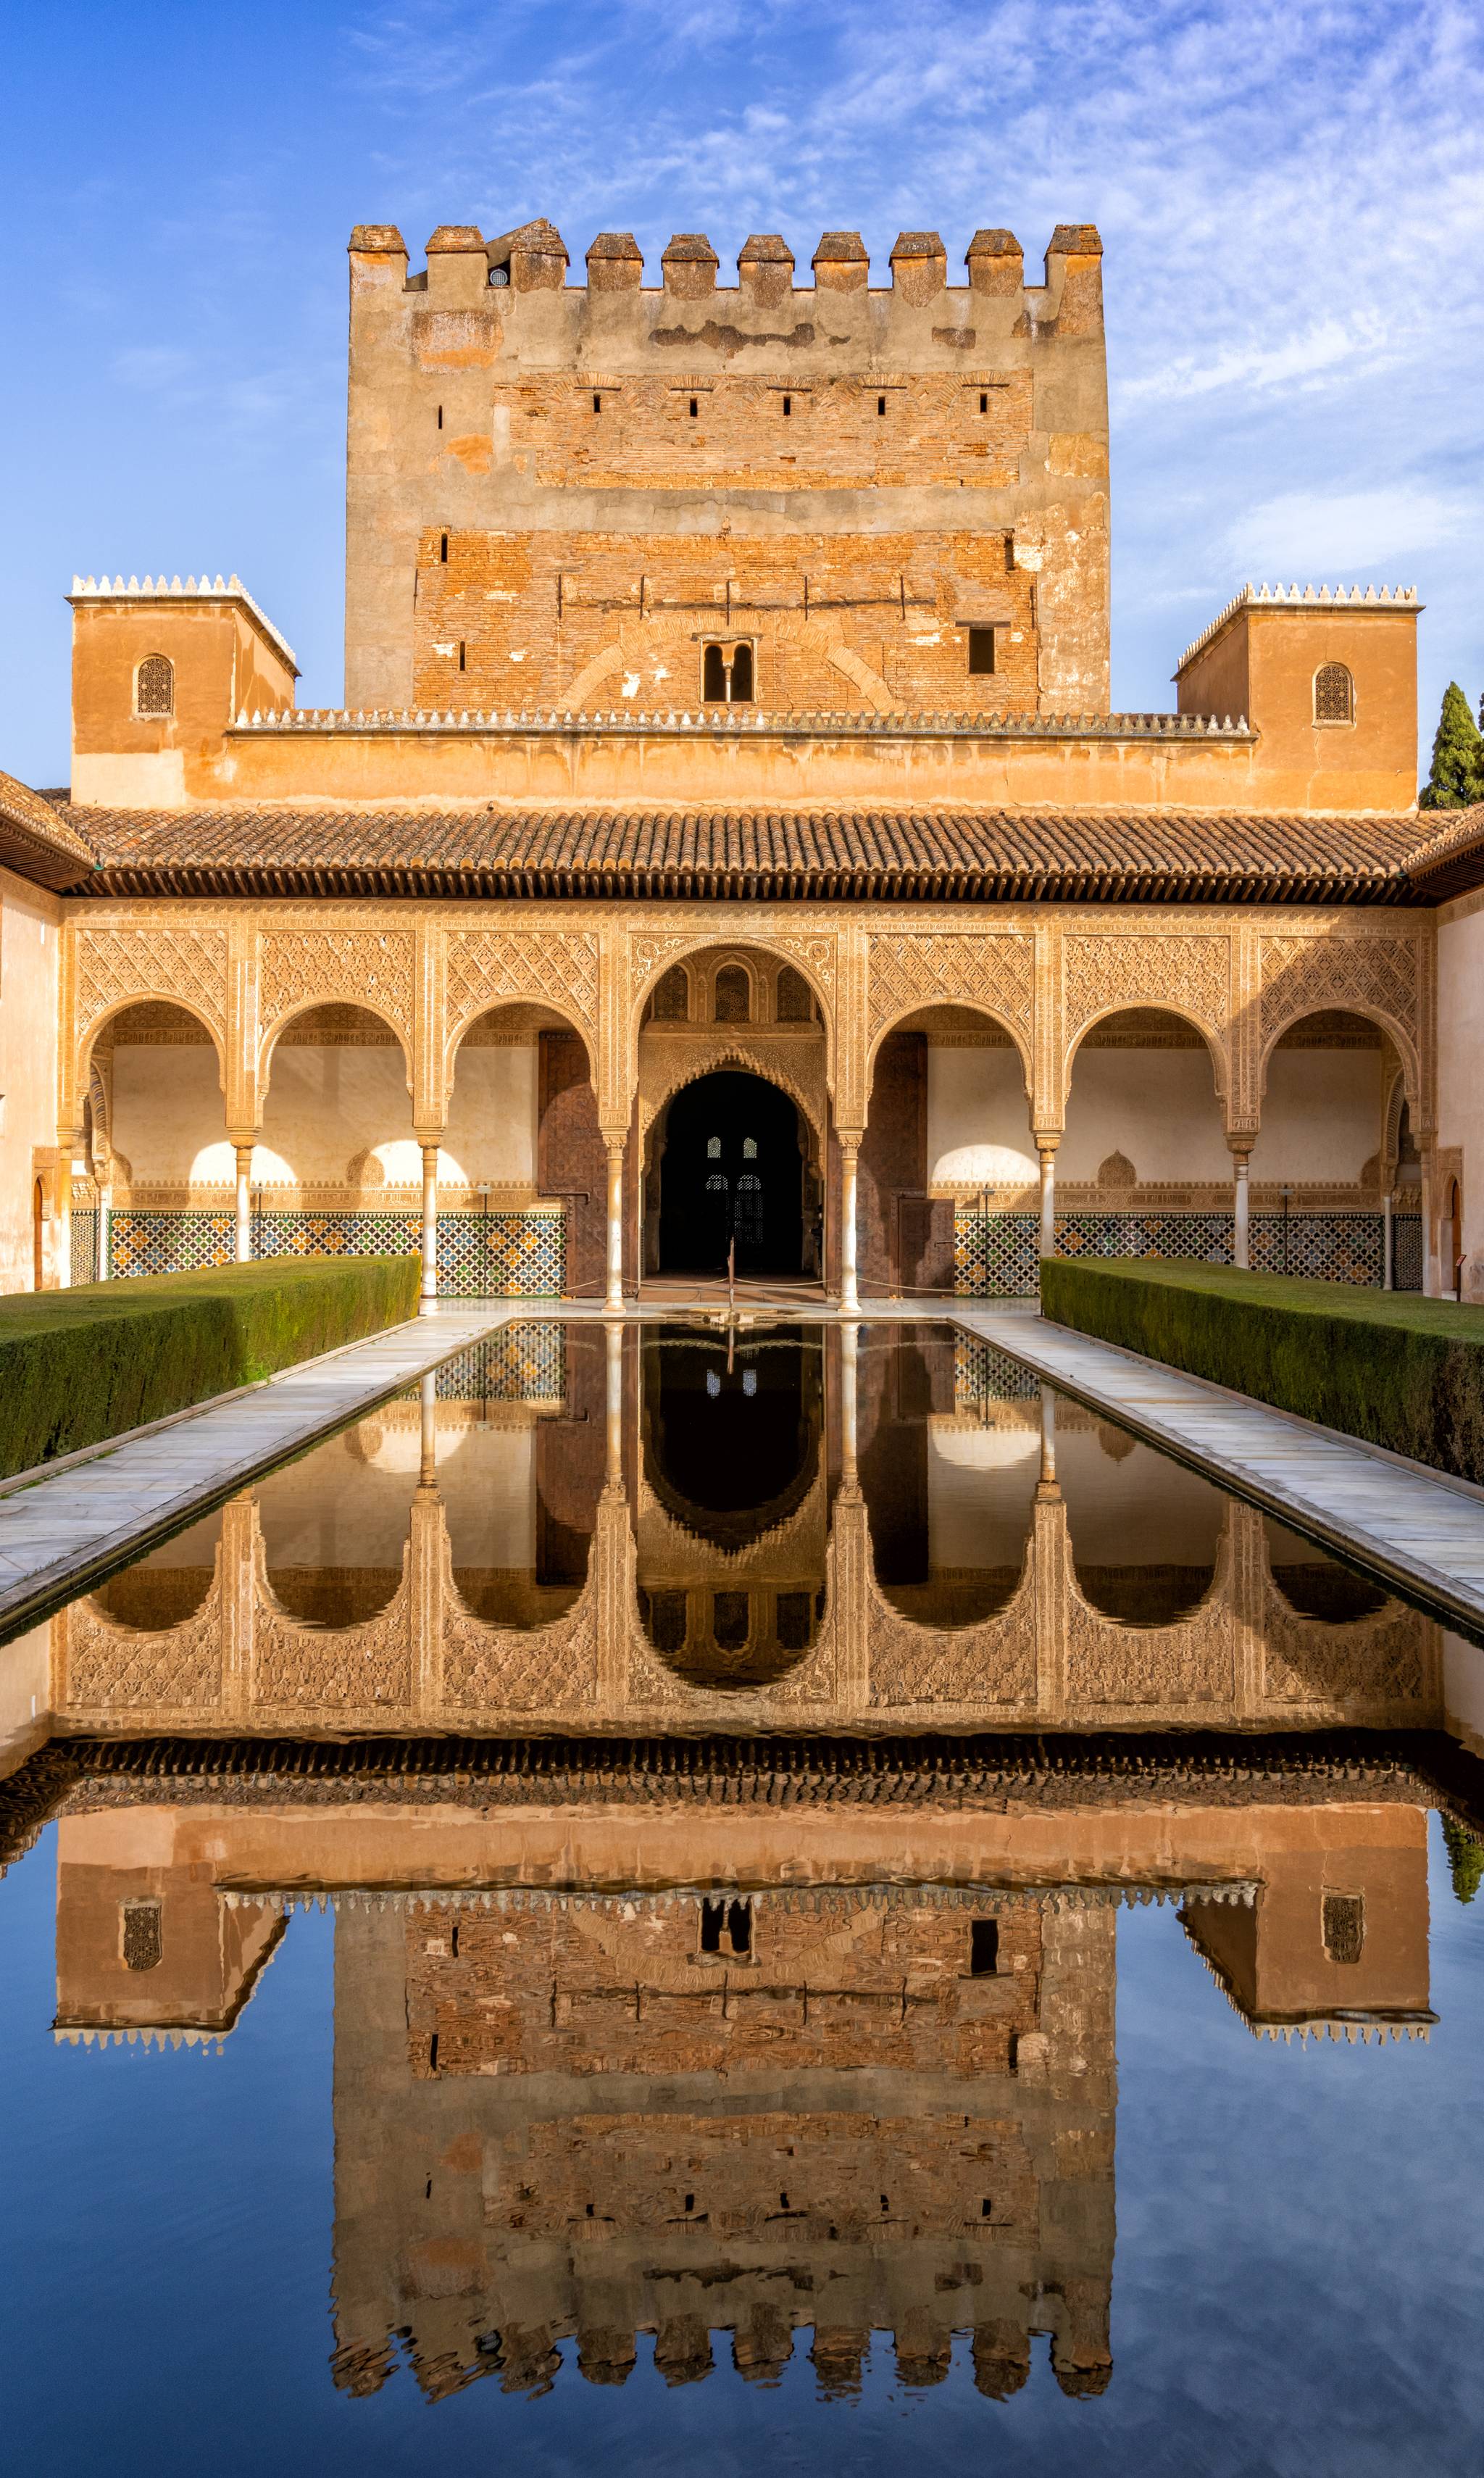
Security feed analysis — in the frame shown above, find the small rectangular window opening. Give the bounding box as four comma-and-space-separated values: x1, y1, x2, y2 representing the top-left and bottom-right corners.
980, 2197, 993, 2219
979, 391, 988, 413
970, 1918, 1000, 1976
967, 625, 996, 677
783, 394, 792, 416
428, 2032, 439, 2072
437, 404, 443, 430
689, 396, 699, 418
439, 532, 449, 564
700, 1895, 753, 1956
877, 394, 886, 416
593, 391, 602, 413
458, 641, 466, 672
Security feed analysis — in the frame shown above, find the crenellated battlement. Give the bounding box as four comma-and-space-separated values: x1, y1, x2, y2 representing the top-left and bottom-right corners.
344, 210, 1111, 719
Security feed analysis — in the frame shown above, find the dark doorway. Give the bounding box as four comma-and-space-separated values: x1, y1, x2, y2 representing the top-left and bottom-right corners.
656, 1070, 804, 1275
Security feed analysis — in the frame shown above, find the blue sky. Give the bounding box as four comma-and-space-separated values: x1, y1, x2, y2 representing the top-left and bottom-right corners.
2, 0, 1481, 786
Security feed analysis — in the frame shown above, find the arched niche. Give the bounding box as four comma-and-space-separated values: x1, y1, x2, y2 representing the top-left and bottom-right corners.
1059, 1415, 1225, 1627
1061, 1006, 1230, 1198
857, 1326, 1037, 1623
862, 1004, 1036, 1298
1250, 1008, 1401, 1193
257, 1001, 416, 1192
443, 999, 593, 1202
83, 998, 229, 1192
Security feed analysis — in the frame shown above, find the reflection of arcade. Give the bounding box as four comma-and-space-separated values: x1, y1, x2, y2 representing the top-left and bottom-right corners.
638, 1327, 825, 1688
45, 1324, 1441, 1738
39, 1752, 1444, 2400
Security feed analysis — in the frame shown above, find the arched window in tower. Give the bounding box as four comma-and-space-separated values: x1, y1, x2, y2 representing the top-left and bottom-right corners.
729, 641, 754, 702
706, 1135, 722, 1159
135, 653, 174, 718
652, 965, 688, 1021
743, 1136, 757, 1160
714, 965, 750, 1023
775, 965, 813, 1023
1314, 662, 1354, 725
702, 643, 728, 701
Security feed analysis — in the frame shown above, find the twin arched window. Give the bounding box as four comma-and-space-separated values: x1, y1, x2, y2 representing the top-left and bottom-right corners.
702, 641, 754, 703
1314, 662, 1354, 725
135, 653, 175, 718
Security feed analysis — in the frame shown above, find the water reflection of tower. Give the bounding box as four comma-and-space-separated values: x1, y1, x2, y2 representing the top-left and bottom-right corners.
328, 1878, 1117, 2403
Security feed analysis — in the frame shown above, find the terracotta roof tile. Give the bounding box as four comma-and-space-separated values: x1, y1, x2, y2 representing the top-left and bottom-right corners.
49, 801, 1430, 906
0, 772, 98, 890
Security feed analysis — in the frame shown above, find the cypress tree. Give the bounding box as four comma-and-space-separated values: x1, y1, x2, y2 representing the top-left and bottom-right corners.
1443, 1813, 1484, 1905
1419, 681, 1483, 809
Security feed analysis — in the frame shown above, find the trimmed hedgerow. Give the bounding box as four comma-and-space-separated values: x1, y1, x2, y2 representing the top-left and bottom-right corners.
1039, 1258, 1484, 1484
0, 1255, 420, 1480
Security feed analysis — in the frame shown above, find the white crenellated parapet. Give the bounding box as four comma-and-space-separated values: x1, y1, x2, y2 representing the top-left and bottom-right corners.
227, 705, 1253, 739
69, 571, 298, 670
1176, 582, 1420, 675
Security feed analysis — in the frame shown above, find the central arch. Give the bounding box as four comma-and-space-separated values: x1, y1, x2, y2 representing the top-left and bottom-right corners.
651, 1068, 808, 1277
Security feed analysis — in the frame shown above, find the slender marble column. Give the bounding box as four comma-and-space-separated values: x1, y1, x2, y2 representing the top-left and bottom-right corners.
1232, 1152, 1251, 1271
1038, 1142, 1057, 1260
839, 1142, 860, 1314
97, 1187, 112, 1283
419, 1371, 437, 1486
420, 1143, 439, 1306
234, 1144, 254, 1265
840, 1319, 859, 1480
604, 1137, 625, 1313
1383, 1191, 1394, 1291
1039, 1383, 1058, 1484
605, 1318, 623, 1479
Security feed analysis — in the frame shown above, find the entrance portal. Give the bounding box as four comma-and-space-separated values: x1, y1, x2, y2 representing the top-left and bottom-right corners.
655, 1070, 806, 1276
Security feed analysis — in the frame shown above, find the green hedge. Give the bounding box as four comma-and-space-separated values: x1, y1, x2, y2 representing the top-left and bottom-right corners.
1040, 1259, 1484, 1484
0, 1256, 420, 1480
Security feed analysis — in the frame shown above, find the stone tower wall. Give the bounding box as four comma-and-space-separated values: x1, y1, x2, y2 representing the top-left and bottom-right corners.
346, 221, 1109, 718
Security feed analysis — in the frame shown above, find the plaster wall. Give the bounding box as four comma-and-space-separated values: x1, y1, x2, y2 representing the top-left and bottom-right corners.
927, 1421, 1039, 1568
256, 1423, 538, 1571
1437, 895, 1484, 1292
0, 866, 62, 1291
1059, 1049, 1228, 1183
925, 1045, 1035, 1187
111, 1042, 225, 1182
445, 1040, 539, 1186
1248, 1051, 1383, 1183
0, 1621, 51, 1766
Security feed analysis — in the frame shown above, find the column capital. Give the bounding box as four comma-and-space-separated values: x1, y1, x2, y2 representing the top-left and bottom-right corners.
1033, 1130, 1061, 1155
1225, 1134, 1256, 1162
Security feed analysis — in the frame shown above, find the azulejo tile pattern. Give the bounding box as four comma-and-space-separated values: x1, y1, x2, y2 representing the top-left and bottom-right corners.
436, 1321, 567, 1402
954, 1331, 1041, 1403
438, 1210, 565, 1299
953, 1207, 1405, 1296
1248, 1212, 1384, 1288
101, 1207, 565, 1297
954, 1211, 1041, 1297
70, 1208, 99, 1288
109, 1208, 234, 1278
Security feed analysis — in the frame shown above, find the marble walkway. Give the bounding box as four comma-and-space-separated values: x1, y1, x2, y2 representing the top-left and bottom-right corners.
953, 1303, 1484, 1639
0, 1302, 519, 1637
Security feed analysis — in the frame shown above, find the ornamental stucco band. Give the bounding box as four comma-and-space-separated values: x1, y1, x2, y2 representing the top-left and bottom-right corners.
63, 902, 1427, 1139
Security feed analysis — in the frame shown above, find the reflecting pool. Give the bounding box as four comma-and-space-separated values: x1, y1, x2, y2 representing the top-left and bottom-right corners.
2, 1319, 1483, 2473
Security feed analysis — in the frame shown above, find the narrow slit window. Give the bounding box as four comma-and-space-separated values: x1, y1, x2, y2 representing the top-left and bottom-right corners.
437, 404, 443, 430
970, 1918, 1000, 1976
439, 531, 449, 563
979, 391, 988, 412
593, 390, 602, 413
782, 394, 792, 416
968, 625, 997, 676
689, 396, 699, 418
457, 641, 466, 672
877, 394, 886, 416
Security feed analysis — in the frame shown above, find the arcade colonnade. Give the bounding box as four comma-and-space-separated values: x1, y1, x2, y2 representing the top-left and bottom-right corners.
55, 900, 1438, 1300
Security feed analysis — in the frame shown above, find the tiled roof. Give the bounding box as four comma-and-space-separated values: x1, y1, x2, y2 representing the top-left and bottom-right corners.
1401, 804, 1484, 902
0, 770, 99, 890
51, 800, 1433, 905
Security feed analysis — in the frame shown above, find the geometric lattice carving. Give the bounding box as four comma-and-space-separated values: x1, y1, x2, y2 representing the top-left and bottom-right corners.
638, 1031, 828, 1139
66, 1579, 225, 1710
254, 1544, 414, 1710
1259, 932, 1419, 1050
260, 929, 415, 1039
441, 1555, 600, 1710
75, 924, 228, 1041
865, 1560, 1038, 1708
867, 931, 1034, 1039
446, 928, 599, 1040
1259, 1574, 1427, 1708
1064, 933, 1230, 1043
1064, 1554, 1235, 1705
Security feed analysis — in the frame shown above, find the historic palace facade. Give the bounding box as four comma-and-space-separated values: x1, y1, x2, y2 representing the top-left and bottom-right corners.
3, 215, 1483, 1301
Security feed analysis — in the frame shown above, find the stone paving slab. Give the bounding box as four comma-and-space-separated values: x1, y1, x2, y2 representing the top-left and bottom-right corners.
0, 1304, 517, 1639
954, 1304, 1484, 1637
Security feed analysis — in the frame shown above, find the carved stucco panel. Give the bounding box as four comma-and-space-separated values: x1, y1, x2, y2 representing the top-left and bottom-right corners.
441, 1563, 600, 1710
1257, 1578, 1430, 1709
1064, 931, 1231, 1044
638, 1031, 829, 1141
259, 928, 416, 1043
1259, 931, 1421, 1057
64, 1585, 225, 1713
864, 1559, 1038, 1708
867, 931, 1035, 1044
75, 924, 229, 1045
446, 927, 599, 1044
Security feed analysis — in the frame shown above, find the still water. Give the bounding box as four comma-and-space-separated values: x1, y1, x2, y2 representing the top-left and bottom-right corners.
2, 1319, 1483, 2474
